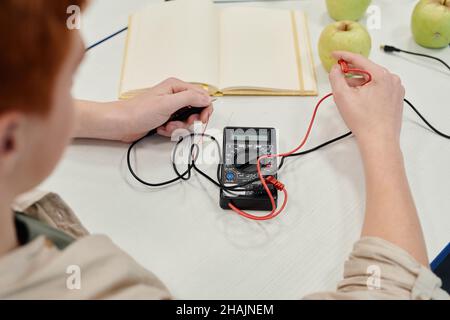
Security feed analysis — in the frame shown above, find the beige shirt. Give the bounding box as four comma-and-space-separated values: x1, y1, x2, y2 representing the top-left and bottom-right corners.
1, 191, 448, 300
305, 237, 449, 300
0, 235, 170, 299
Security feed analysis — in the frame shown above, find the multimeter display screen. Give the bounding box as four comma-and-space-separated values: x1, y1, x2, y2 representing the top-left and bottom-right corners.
232, 134, 268, 142
224, 127, 276, 170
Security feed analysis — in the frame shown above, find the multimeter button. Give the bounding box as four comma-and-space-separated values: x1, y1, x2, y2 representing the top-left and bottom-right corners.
225, 172, 235, 181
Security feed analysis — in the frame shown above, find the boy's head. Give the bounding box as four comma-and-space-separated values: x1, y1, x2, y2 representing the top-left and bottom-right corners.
0, 0, 87, 199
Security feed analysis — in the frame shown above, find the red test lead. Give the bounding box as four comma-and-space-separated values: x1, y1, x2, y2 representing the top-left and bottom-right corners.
228, 60, 373, 221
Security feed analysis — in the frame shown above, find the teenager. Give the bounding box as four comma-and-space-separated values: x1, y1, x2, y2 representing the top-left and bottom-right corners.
0, 1, 447, 299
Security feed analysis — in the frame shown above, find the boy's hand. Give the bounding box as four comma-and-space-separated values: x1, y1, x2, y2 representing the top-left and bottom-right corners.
117, 78, 213, 142
329, 51, 405, 154
74, 78, 213, 142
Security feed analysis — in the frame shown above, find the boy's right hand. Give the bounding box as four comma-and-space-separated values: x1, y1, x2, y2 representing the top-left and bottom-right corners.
329, 51, 406, 154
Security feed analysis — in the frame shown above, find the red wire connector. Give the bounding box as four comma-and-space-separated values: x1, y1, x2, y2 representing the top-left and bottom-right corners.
338, 59, 372, 84
338, 59, 350, 73
265, 176, 285, 191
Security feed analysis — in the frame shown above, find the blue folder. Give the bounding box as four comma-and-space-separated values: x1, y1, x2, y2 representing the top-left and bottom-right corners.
431, 242, 450, 294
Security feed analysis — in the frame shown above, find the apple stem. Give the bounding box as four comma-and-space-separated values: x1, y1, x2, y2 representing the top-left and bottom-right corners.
338, 23, 350, 32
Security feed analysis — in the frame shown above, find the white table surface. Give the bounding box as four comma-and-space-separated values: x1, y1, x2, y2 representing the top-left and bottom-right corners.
41, 0, 450, 299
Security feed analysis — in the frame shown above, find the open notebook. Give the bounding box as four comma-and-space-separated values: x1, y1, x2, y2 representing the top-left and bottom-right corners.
119, 0, 317, 98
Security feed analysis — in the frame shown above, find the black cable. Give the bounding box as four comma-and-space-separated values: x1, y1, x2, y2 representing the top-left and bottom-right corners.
171, 134, 259, 191
381, 45, 450, 71
127, 132, 255, 190
404, 98, 450, 140
279, 131, 353, 170
126, 134, 192, 187
128, 98, 450, 191
85, 27, 128, 52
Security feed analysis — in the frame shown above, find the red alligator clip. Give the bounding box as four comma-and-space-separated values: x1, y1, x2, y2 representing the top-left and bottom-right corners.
338, 59, 349, 73
265, 176, 285, 191
338, 59, 372, 85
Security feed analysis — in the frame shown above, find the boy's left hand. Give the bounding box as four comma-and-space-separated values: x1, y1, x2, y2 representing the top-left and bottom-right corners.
115, 78, 214, 142
74, 78, 214, 142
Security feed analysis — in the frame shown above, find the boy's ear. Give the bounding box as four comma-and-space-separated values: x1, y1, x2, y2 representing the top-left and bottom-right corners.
0, 112, 23, 162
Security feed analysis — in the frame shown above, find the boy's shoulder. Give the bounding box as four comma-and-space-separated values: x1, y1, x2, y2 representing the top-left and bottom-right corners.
0, 232, 171, 299
3, 190, 171, 300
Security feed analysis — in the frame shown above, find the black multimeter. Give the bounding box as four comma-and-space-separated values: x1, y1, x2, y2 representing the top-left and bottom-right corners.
220, 127, 278, 211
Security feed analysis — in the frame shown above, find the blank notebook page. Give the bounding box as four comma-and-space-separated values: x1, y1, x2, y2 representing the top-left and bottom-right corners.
121, 0, 219, 95
219, 7, 300, 92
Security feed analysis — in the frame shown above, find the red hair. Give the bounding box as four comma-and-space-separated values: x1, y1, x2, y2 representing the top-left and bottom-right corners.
0, 0, 87, 114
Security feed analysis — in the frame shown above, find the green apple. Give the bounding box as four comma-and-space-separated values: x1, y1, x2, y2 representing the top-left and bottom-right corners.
326, 0, 372, 21
318, 21, 372, 72
411, 0, 450, 48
